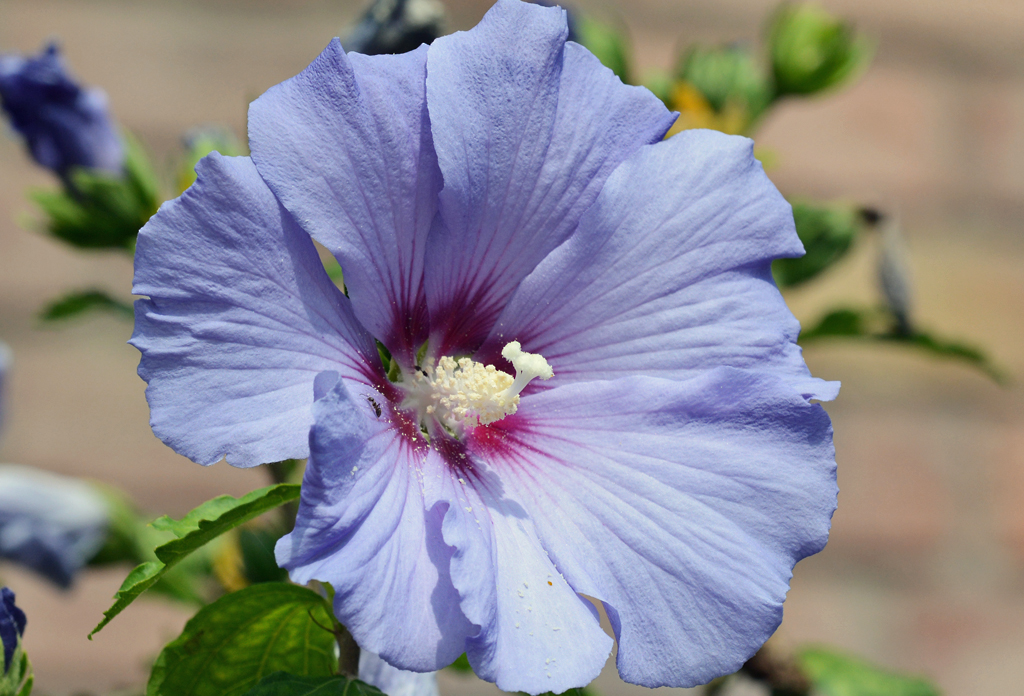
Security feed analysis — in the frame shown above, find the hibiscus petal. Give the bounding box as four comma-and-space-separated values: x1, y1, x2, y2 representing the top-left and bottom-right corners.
424, 0, 675, 356
358, 651, 439, 696
480, 368, 836, 687
248, 41, 439, 366
423, 448, 612, 694
277, 377, 474, 671
131, 154, 379, 467
481, 129, 837, 401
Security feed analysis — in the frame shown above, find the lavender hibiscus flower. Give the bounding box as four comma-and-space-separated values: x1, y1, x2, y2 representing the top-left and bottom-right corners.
130, 0, 838, 692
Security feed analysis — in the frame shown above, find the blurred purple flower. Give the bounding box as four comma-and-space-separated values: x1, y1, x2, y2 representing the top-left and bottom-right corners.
0, 587, 26, 675
0, 43, 123, 181
0, 343, 9, 437
131, 0, 837, 691
0, 465, 109, 588
344, 0, 446, 56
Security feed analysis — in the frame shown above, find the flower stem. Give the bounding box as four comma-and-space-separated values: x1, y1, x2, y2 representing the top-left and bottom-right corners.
335, 622, 360, 677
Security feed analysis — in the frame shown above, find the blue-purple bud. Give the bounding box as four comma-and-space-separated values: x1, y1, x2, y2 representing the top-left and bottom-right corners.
0, 588, 26, 675
0, 42, 124, 180
344, 0, 445, 56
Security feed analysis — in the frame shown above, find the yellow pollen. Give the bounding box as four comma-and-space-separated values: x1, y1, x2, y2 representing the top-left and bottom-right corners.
403, 341, 553, 434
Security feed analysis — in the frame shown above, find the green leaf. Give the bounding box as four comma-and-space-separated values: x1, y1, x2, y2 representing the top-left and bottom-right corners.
886, 329, 1010, 385
238, 527, 289, 585
242, 673, 384, 696
575, 15, 632, 83
90, 483, 300, 637
799, 307, 875, 340
767, 2, 874, 98
147, 584, 337, 696
798, 646, 939, 696
39, 289, 134, 321
86, 482, 212, 606
800, 306, 1010, 384
773, 201, 861, 288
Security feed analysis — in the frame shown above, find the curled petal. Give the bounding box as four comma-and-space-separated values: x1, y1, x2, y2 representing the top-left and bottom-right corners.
277, 378, 474, 671
482, 129, 837, 401
249, 41, 439, 367
131, 154, 379, 467
477, 369, 836, 687
424, 0, 675, 355
423, 450, 612, 694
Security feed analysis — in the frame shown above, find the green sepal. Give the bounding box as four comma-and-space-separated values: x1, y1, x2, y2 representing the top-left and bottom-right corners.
800, 306, 1009, 384
575, 15, 632, 84
39, 289, 133, 322
30, 132, 161, 252
798, 646, 940, 696
0, 642, 33, 696
242, 673, 385, 696
766, 2, 874, 99
773, 201, 861, 288
90, 483, 300, 637
147, 584, 336, 696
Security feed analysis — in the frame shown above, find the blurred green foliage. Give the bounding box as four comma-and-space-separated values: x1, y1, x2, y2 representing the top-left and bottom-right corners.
674, 44, 772, 132
30, 135, 159, 252
773, 201, 862, 288
39, 290, 133, 322
798, 646, 940, 696
575, 15, 632, 84
176, 126, 245, 195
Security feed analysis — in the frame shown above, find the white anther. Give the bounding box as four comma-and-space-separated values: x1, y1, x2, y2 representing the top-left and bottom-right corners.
400, 341, 553, 435
500, 341, 553, 401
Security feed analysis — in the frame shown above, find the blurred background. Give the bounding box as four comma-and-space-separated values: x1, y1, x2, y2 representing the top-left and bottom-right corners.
0, 0, 1022, 694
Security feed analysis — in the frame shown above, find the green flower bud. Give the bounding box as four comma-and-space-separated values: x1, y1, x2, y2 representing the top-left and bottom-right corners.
674, 44, 772, 127
767, 2, 873, 98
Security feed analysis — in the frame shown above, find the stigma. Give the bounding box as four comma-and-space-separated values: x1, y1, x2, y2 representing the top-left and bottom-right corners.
401, 341, 553, 436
